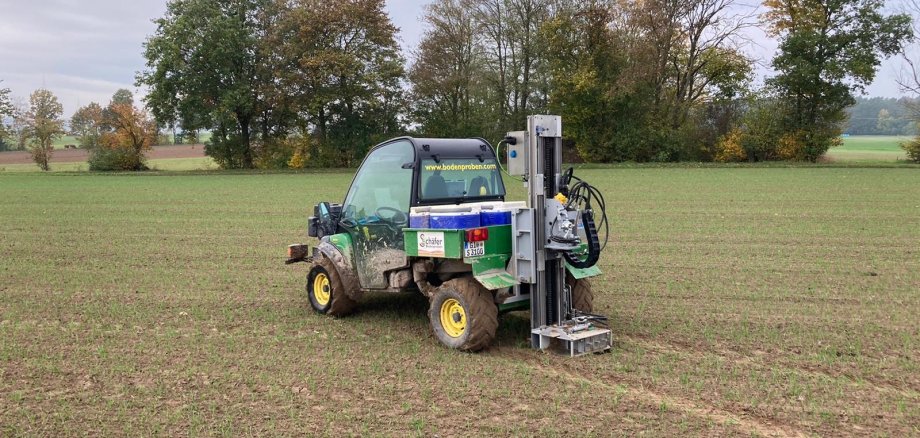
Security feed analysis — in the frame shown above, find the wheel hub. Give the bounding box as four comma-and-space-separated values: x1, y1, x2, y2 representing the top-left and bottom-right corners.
313, 273, 331, 306
439, 298, 466, 338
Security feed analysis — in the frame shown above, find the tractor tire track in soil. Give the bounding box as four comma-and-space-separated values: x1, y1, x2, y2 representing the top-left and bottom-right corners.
493, 346, 804, 437
624, 335, 920, 399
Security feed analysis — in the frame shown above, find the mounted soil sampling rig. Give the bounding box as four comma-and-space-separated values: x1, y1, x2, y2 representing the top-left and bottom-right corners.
286, 115, 611, 355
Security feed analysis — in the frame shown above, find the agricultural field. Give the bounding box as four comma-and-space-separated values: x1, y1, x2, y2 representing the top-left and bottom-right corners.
51, 135, 81, 149
48, 132, 213, 149
1, 168, 918, 436
0, 145, 214, 172
826, 135, 911, 162
0, 157, 217, 173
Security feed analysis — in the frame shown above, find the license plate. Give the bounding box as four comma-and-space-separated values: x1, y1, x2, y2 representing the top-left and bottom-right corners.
464, 241, 485, 257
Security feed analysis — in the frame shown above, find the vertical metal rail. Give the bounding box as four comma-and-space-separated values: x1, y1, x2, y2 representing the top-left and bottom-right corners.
528, 116, 547, 342
528, 115, 565, 348
543, 136, 559, 325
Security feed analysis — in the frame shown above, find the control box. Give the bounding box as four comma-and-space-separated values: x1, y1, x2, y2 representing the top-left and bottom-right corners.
505, 130, 527, 176
531, 114, 562, 138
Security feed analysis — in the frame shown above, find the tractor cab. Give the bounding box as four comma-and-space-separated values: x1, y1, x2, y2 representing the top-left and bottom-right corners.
413, 138, 506, 206
311, 137, 506, 289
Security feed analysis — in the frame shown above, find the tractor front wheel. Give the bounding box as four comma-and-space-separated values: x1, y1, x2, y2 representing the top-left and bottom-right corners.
307, 257, 357, 316
428, 277, 498, 351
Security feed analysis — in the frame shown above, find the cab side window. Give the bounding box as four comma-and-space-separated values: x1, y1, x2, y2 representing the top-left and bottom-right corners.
342, 140, 414, 221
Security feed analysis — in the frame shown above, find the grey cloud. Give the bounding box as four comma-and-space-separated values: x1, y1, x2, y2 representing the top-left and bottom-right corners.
0, 0, 167, 114
0, 0, 907, 118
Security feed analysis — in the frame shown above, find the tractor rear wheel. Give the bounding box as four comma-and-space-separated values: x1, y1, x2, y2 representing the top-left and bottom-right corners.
428, 277, 498, 351
566, 272, 595, 313
307, 257, 357, 316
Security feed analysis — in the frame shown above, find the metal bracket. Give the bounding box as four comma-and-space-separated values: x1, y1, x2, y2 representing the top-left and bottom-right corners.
531, 323, 611, 357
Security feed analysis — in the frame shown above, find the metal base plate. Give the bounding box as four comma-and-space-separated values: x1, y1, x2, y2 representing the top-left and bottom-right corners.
531, 323, 611, 357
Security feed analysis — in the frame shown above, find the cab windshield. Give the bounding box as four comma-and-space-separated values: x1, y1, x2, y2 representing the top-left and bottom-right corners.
419, 158, 505, 202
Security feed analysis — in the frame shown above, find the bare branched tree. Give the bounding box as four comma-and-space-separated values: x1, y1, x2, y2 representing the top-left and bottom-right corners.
409, 0, 489, 136
474, 0, 550, 130
897, 0, 920, 114
624, 0, 755, 129
669, 0, 756, 127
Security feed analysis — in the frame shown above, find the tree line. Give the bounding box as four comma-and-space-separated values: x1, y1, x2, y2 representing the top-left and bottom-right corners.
1, 0, 914, 169
0, 85, 157, 170
846, 97, 917, 136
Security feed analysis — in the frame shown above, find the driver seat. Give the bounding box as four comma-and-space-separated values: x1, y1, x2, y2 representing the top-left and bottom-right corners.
469, 176, 489, 196
425, 173, 448, 199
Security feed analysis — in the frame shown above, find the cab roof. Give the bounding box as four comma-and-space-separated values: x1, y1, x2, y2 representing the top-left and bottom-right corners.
385, 137, 498, 161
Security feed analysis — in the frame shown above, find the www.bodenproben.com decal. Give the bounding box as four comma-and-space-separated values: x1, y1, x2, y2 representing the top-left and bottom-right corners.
424, 163, 497, 172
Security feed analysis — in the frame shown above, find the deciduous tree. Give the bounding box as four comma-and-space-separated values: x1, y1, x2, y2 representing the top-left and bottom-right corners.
111, 89, 134, 106
270, 0, 405, 166
9, 98, 30, 151
89, 92, 158, 171
895, 0, 920, 159
764, 0, 912, 161
70, 102, 104, 149
542, 2, 653, 161
140, 0, 274, 168
103, 104, 156, 158
663, 0, 753, 129
0, 82, 12, 150
409, 0, 492, 138
23, 89, 65, 171
474, 0, 551, 131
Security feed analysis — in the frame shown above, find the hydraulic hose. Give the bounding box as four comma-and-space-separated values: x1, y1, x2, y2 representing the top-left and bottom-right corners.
559, 167, 608, 269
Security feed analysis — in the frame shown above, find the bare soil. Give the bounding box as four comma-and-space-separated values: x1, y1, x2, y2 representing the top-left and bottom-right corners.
0, 144, 206, 165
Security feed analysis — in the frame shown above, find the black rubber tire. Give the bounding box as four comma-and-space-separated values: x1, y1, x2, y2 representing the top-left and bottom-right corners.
306, 257, 357, 316
428, 277, 498, 351
566, 272, 595, 313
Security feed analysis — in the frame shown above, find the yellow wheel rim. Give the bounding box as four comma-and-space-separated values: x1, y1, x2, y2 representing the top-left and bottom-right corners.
439, 298, 466, 338
313, 272, 331, 306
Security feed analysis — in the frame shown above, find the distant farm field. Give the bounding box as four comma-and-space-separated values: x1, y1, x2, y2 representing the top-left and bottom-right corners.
826, 135, 910, 162
0, 144, 213, 172
1, 169, 918, 436
49, 132, 213, 150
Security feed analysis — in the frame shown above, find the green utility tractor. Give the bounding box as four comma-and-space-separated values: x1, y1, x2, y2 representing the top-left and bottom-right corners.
287, 115, 611, 355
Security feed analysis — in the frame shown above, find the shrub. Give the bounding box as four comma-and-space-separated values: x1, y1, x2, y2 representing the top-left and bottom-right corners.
714, 128, 746, 162
88, 147, 148, 171
739, 101, 783, 161
252, 136, 312, 169
253, 139, 290, 169
902, 137, 920, 163
800, 125, 843, 162
288, 148, 308, 169
205, 133, 250, 169
776, 131, 806, 161
29, 141, 55, 171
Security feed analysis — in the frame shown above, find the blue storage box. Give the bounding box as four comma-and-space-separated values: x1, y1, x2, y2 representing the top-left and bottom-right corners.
429, 212, 481, 229
409, 213, 430, 228
480, 210, 512, 226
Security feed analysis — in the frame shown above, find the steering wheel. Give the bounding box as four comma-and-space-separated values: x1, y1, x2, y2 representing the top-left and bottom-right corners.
339, 216, 358, 228
375, 207, 408, 227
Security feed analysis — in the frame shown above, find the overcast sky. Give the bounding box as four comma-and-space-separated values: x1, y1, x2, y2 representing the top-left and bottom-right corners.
0, 0, 909, 117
